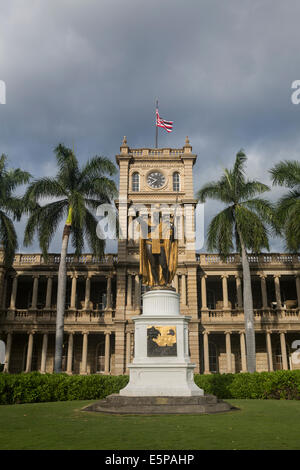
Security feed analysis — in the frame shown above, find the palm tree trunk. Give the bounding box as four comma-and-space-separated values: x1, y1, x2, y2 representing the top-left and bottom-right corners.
239, 233, 256, 373
54, 225, 70, 373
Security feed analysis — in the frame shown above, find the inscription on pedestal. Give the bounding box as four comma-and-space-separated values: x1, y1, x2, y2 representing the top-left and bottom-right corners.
147, 326, 177, 357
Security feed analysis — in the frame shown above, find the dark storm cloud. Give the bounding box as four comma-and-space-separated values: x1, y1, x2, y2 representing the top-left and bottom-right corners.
1, 0, 300, 252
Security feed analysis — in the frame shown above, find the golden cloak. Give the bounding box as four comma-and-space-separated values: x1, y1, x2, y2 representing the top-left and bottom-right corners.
139, 219, 178, 287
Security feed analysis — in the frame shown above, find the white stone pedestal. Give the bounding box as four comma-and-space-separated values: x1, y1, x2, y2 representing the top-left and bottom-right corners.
120, 289, 203, 397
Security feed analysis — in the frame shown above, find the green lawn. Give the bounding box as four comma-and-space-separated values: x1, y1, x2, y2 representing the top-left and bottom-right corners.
0, 399, 299, 450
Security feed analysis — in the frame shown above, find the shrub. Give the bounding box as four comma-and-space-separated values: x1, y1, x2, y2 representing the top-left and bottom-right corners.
0, 370, 300, 405
0, 373, 129, 405
194, 370, 300, 400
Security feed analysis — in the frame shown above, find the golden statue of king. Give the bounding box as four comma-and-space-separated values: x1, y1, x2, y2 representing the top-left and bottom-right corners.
139, 208, 178, 287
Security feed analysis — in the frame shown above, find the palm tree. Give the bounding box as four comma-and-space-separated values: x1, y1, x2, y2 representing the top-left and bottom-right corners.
0, 154, 31, 266
197, 150, 274, 373
269, 160, 300, 252
24, 144, 117, 372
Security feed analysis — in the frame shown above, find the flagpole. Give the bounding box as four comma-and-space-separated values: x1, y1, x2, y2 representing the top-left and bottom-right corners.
155, 98, 158, 148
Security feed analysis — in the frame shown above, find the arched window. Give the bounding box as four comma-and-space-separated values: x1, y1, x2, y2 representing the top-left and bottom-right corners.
132, 172, 140, 192
173, 172, 180, 191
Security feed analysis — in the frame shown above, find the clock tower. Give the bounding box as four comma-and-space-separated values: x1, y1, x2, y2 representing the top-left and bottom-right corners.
114, 137, 200, 374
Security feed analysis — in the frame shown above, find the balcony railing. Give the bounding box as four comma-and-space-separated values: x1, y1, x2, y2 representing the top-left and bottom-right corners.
0, 308, 115, 324
12, 253, 118, 266
130, 148, 184, 157
196, 253, 300, 265
201, 308, 300, 323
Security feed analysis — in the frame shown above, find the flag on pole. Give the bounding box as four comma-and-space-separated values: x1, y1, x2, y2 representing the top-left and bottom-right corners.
156, 109, 173, 133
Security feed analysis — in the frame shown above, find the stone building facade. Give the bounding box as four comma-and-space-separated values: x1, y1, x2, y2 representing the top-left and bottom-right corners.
0, 138, 299, 374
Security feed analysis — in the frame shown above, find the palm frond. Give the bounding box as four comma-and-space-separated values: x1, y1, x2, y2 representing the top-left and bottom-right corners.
206, 206, 235, 257
270, 160, 300, 187
0, 210, 18, 266
197, 180, 228, 204
84, 208, 105, 256
232, 149, 247, 192
242, 197, 275, 226
79, 177, 117, 201
239, 180, 270, 200
54, 144, 80, 190
235, 205, 270, 253
80, 156, 117, 183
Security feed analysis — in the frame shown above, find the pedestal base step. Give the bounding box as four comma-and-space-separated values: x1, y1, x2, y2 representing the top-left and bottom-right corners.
82, 394, 236, 415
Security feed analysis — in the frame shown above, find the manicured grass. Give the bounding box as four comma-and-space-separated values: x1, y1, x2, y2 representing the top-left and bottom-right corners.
0, 399, 299, 450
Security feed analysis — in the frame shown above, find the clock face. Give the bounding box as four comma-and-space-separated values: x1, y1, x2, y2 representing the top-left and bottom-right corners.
147, 171, 166, 189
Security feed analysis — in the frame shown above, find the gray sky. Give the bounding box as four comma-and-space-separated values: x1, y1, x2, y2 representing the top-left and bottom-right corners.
1, 0, 300, 253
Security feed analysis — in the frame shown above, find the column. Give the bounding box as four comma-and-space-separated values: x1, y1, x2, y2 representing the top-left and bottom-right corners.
45, 276, 53, 309
266, 331, 274, 371
273, 275, 282, 309
239, 331, 247, 372
201, 275, 207, 309
225, 331, 232, 373
40, 333, 48, 373
203, 331, 210, 374
180, 274, 187, 306
127, 273, 132, 307
222, 275, 229, 309
3, 332, 12, 373
134, 274, 141, 310
115, 267, 126, 321
66, 332, 74, 374
280, 332, 288, 370
174, 274, 179, 293
128, 215, 133, 241
0, 270, 5, 308
180, 209, 185, 244
295, 275, 300, 308
70, 274, 77, 309
235, 275, 243, 308
25, 332, 34, 373
186, 266, 200, 372
1, 278, 7, 309
106, 276, 112, 309
260, 275, 268, 309
126, 331, 131, 371
81, 332, 88, 375
84, 276, 91, 310
114, 323, 125, 374
9, 275, 18, 310
31, 275, 39, 309
104, 332, 111, 374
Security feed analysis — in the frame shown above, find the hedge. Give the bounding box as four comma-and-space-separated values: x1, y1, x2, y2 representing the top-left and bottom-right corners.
194, 370, 300, 400
0, 370, 300, 405
0, 372, 129, 405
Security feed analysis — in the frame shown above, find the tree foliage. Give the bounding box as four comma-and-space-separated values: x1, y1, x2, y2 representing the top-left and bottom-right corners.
270, 160, 300, 252
0, 154, 31, 265
197, 150, 274, 257
23, 144, 118, 257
